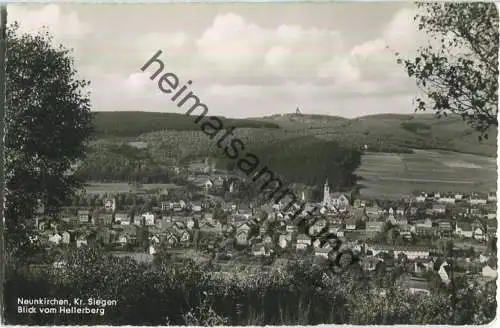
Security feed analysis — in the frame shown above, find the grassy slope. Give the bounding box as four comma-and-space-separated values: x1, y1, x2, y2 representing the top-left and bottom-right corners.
256, 113, 497, 156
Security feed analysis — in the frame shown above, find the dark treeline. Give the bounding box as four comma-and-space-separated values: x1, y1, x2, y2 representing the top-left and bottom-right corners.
4, 247, 496, 325
75, 143, 173, 183
77, 136, 363, 190
217, 136, 362, 189
92, 111, 281, 138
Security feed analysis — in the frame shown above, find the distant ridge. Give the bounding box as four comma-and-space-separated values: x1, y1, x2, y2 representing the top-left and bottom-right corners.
91, 111, 497, 157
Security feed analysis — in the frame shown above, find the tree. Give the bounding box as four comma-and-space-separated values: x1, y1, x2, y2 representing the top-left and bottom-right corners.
5, 24, 93, 253
396, 2, 498, 139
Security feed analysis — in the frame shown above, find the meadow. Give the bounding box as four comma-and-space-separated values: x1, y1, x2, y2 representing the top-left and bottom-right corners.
356, 149, 497, 199
84, 182, 181, 194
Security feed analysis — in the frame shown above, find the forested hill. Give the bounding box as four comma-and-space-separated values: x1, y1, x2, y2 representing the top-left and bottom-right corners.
91, 111, 497, 157
91, 111, 281, 137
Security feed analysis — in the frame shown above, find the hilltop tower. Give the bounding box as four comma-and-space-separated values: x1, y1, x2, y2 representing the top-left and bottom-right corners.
323, 178, 331, 206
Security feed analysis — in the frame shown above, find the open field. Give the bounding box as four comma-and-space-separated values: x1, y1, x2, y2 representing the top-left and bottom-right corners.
356, 149, 497, 200
84, 182, 181, 194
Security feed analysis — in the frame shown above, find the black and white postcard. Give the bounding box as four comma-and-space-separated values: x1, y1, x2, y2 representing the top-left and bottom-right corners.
0, 1, 498, 326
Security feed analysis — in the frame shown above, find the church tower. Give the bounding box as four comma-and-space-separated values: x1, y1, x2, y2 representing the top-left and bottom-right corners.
323, 178, 330, 206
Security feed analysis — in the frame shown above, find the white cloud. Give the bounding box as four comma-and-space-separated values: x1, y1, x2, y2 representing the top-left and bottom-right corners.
193, 13, 344, 82
126, 72, 152, 92
8, 4, 426, 118
8, 4, 91, 38
108, 7, 424, 117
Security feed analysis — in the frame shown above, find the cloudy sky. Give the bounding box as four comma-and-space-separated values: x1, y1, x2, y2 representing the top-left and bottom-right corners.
9, 2, 430, 118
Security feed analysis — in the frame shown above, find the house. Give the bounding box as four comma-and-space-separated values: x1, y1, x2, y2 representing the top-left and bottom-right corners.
212, 176, 225, 188
431, 204, 446, 215
454, 193, 464, 201
394, 216, 408, 226
178, 230, 191, 244
262, 235, 273, 245
52, 260, 67, 270
165, 233, 178, 247
142, 212, 155, 226
203, 212, 214, 222
328, 224, 342, 235
252, 243, 271, 257
236, 223, 251, 245
278, 234, 290, 249
114, 212, 129, 224
96, 228, 113, 244
173, 200, 186, 212
76, 235, 87, 248
345, 219, 357, 230
308, 218, 327, 235
413, 258, 434, 273
133, 215, 144, 226
191, 203, 202, 213
415, 195, 426, 203
414, 226, 436, 237
314, 247, 332, 259
415, 218, 433, 228
173, 221, 188, 231
437, 194, 455, 204
61, 231, 71, 244
415, 193, 427, 203
399, 224, 412, 239
367, 245, 432, 260
78, 210, 90, 223
117, 234, 128, 245
387, 212, 396, 224
479, 254, 490, 263
473, 226, 486, 241
487, 192, 497, 203
48, 233, 62, 245
286, 224, 297, 234
322, 180, 350, 209
353, 199, 365, 208
148, 245, 157, 255
193, 177, 213, 191
237, 204, 253, 215
312, 238, 322, 249
365, 221, 384, 234
404, 277, 431, 296
438, 261, 451, 284
486, 211, 496, 220
103, 198, 116, 212
437, 221, 453, 236
408, 206, 418, 216
361, 256, 380, 271
455, 222, 473, 238
160, 202, 172, 212
482, 265, 497, 279
184, 217, 196, 229
487, 220, 497, 236
469, 194, 488, 205
150, 235, 160, 244
296, 234, 312, 250
97, 212, 113, 226
413, 261, 427, 274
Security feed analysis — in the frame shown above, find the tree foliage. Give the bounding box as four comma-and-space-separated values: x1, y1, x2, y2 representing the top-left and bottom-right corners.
5, 24, 93, 251
397, 2, 498, 139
